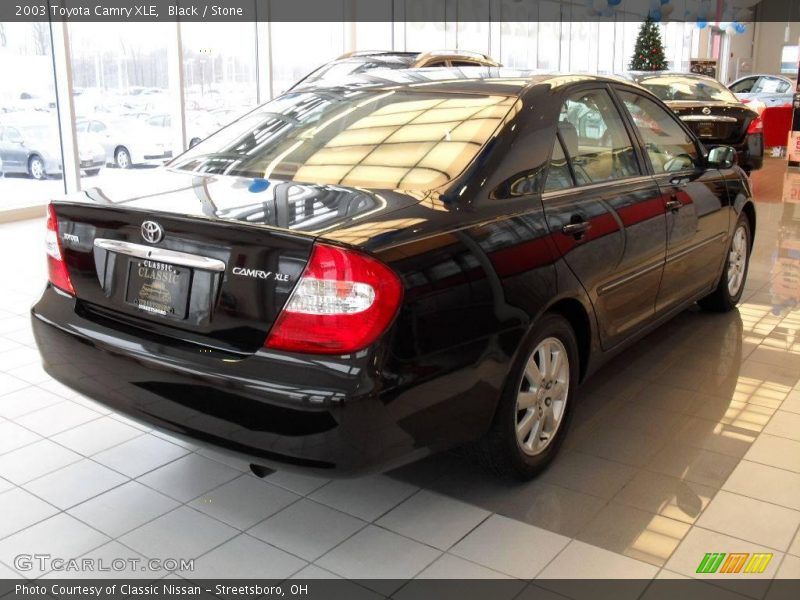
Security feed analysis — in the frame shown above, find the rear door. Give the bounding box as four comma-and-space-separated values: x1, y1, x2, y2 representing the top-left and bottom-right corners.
616, 88, 730, 312
542, 85, 667, 349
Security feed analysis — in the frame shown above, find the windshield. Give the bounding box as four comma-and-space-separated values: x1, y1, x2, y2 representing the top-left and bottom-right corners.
638, 76, 740, 103
170, 89, 520, 190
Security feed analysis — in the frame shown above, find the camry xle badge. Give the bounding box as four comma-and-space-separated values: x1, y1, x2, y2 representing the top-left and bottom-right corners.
141, 221, 164, 244
232, 267, 290, 282
702, 107, 712, 115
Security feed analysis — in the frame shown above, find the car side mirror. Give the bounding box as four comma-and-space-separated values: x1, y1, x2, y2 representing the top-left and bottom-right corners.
707, 145, 735, 169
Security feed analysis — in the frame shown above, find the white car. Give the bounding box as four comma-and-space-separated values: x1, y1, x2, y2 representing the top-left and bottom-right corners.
77, 117, 172, 168
729, 74, 795, 108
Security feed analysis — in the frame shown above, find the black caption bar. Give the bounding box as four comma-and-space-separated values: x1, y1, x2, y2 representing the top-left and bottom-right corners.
2, 0, 798, 23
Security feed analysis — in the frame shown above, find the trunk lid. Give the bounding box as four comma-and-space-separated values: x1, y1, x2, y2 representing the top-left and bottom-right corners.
53, 169, 423, 354
667, 100, 758, 145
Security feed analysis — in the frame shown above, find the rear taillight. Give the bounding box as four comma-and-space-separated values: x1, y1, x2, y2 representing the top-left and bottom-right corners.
46, 203, 75, 295
747, 116, 763, 134
265, 243, 402, 354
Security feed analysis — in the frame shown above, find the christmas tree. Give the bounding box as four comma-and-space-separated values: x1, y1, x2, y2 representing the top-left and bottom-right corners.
629, 16, 668, 71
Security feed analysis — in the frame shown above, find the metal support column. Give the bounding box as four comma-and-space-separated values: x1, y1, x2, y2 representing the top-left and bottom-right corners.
168, 21, 187, 156
49, 18, 80, 194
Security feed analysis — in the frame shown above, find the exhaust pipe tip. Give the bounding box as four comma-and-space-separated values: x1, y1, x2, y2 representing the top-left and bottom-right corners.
249, 463, 275, 478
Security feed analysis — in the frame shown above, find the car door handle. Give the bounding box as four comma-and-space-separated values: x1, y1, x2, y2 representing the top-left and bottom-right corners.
665, 199, 683, 212
561, 221, 591, 236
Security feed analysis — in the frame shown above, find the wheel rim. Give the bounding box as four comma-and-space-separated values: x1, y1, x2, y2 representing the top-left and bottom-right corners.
515, 337, 570, 456
727, 225, 747, 296
117, 150, 130, 168
30, 159, 43, 179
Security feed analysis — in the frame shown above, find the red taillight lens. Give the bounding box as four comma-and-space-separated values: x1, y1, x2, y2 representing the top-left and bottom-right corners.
265, 243, 403, 354
747, 116, 763, 134
45, 203, 75, 295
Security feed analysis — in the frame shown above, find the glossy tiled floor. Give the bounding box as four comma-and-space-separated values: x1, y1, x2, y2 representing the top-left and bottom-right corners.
1, 159, 799, 596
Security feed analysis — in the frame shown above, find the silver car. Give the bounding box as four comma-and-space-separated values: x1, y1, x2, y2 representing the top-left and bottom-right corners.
729, 74, 795, 108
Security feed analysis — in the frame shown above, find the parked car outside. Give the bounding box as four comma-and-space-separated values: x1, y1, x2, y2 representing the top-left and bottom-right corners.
77, 116, 173, 168
0, 115, 104, 179
32, 70, 754, 479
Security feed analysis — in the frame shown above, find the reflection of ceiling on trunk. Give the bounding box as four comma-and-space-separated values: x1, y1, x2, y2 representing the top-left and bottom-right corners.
294, 95, 520, 189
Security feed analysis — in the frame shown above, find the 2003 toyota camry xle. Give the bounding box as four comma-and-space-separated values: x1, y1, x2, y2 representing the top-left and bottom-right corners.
32, 70, 755, 479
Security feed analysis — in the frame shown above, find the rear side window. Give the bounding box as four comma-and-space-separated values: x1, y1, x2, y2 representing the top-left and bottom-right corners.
618, 91, 698, 173
559, 89, 640, 184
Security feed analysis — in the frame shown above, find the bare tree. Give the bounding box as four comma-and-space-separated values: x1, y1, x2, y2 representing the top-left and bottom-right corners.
0, 23, 7, 47
31, 22, 50, 56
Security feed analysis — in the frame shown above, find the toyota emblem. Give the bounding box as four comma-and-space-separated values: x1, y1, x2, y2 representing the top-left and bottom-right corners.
141, 221, 164, 244
702, 107, 711, 115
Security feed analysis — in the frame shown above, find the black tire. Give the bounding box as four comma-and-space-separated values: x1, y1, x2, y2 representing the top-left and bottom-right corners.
28, 155, 46, 180
85, 168, 101, 177
699, 213, 751, 312
115, 147, 132, 169
480, 313, 579, 480
189, 137, 202, 148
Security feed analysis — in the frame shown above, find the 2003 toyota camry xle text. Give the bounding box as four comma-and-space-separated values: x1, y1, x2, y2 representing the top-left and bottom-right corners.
32, 70, 755, 479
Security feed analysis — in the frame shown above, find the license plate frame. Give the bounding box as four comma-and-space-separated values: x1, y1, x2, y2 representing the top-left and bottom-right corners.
697, 123, 715, 138
125, 258, 191, 320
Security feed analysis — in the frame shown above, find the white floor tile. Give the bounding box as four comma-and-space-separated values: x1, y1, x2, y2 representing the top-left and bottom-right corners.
120, 506, 237, 560
537, 540, 659, 579
93, 434, 189, 478
0, 513, 109, 577
0, 386, 65, 419
450, 514, 570, 579
23, 458, 127, 510
316, 525, 440, 594
249, 498, 365, 561
723, 460, 800, 511
136, 453, 240, 503
14, 400, 101, 437
68, 480, 179, 538
51, 416, 143, 456
180, 534, 306, 580
190, 474, 298, 531
0, 420, 41, 455
0, 439, 81, 484
309, 475, 418, 521
0, 487, 58, 539
376, 490, 490, 550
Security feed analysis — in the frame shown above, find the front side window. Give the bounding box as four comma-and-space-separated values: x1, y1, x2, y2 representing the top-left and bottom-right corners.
559, 89, 640, 184
171, 90, 522, 190
729, 77, 757, 94
618, 91, 698, 174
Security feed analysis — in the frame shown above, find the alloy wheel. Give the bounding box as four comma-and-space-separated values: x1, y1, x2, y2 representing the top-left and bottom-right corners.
515, 337, 570, 456
30, 158, 44, 180
116, 149, 131, 169
727, 225, 747, 296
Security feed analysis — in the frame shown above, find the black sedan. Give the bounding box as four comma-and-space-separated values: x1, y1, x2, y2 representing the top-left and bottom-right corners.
627, 72, 763, 173
32, 70, 755, 479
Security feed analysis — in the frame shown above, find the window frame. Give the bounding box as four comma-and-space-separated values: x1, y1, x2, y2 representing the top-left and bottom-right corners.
610, 84, 704, 177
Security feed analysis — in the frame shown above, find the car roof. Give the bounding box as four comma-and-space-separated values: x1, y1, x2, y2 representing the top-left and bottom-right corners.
291, 67, 639, 96
731, 73, 795, 83
623, 71, 722, 84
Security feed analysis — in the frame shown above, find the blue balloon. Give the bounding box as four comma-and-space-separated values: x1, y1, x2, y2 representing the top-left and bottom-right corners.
607, 0, 622, 6
697, 19, 707, 29
650, 9, 661, 21
660, 0, 670, 5
735, 22, 747, 34
248, 178, 270, 193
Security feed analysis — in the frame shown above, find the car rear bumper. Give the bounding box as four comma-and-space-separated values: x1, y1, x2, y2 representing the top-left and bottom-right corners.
31, 285, 431, 476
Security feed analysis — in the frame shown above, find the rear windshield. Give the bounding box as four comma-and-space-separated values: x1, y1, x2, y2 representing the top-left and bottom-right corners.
170, 90, 520, 190
302, 56, 415, 85
638, 76, 739, 103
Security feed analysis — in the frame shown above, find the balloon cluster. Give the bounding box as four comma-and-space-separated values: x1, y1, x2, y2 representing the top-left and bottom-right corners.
581, 0, 751, 30
689, 0, 751, 33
